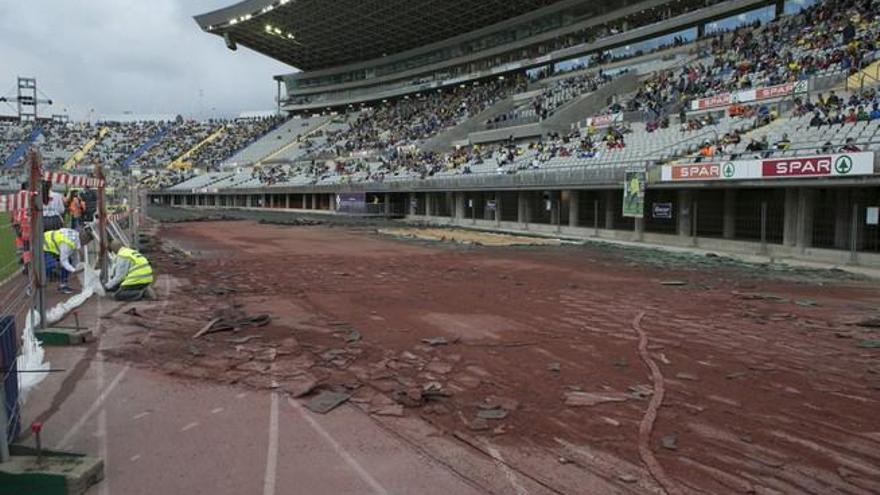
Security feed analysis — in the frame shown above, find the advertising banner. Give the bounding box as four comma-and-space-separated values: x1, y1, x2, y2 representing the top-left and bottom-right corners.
585, 113, 623, 128
652, 202, 673, 219
336, 192, 366, 213
623, 170, 646, 218
660, 152, 875, 182
690, 80, 808, 111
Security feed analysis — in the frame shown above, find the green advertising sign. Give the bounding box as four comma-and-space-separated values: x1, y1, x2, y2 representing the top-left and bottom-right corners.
623, 170, 646, 218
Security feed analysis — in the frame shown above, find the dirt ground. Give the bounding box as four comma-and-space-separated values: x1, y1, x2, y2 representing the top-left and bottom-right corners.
100, 209, 880, 494
377, 227, 563, 246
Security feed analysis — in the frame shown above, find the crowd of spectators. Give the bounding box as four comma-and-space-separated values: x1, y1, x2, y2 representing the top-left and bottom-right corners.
136, 169, 196, 190
310, 76, 526, 158
288, 0, 723, 109
487, 71, 613, 128
0, 115, 287, 190
799, 87, 880, 126
90, 121, 168, 168
189, 115, 285, 170
606, 0, 878, 124
251, 163, 289, 185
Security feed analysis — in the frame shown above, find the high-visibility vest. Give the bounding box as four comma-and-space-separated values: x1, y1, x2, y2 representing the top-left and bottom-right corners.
117, 247, 154, 287
44, 230, 76, 256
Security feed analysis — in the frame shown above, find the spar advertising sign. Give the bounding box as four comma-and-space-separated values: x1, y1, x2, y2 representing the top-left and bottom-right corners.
660, 152, 875, 182
584, 113, 623, 128
690, 80, 808, 111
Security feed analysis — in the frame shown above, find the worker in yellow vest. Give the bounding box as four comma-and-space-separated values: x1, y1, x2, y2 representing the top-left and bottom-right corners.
43, 227, 93, 294
104, 240, 154, 301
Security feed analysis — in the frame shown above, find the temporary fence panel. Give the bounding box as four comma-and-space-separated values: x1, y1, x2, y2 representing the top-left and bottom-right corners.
0, 152, 43, 456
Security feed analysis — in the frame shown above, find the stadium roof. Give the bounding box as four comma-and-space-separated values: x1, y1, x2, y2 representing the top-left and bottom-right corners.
194, 0, 567, 71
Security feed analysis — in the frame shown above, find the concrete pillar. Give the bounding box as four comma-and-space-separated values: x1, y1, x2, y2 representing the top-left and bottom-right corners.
796, 189, 815, 251
384, 193, 392, 216
568, 190, 580, 227
783, 188, 799, 247
312, 194, 318, 210
834, 189, 849, 249
454, 192, 466, 221
723, 189, 736, 239
425, 193, 434, 217
676, 190, 693, 237
775, 0, 785, 17
518, 191, 530, 226
285, 194, 290, 209
407, 193, 416, 216
494, 192, 501, 226
634, 217, 645, 242
603, 190, 616, 230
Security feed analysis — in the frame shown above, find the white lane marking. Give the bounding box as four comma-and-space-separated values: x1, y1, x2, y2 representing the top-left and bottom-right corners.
487, 445, 528, 495
211, 407, 224, 415
97, 284, 110, 495
130, 454, 141, 462
54, 365, 130, 450
132, 412, 151, 420
263, 393, 280, 495
287, 398, 389, 495
180, 422, 200, 432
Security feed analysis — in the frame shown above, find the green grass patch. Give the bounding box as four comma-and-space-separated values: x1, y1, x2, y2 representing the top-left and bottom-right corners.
0, 212, 19, 281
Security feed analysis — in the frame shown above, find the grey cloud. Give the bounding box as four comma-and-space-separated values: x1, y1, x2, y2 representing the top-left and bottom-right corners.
0, 0, 293, 120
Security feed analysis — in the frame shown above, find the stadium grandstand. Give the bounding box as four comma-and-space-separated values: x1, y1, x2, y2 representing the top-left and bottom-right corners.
1, 0, 878, 265
140, 0, 880, 267
5, 1, 880, 493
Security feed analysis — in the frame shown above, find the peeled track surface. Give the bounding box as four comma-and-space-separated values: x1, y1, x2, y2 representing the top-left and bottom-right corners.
633, 311, 681, 495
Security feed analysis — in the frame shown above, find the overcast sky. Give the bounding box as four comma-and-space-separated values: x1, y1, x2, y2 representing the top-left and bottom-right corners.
0, 0, 293, 121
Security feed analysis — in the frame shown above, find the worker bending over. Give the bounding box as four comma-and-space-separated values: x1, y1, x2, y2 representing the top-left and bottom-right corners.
44, 227, 92, 294
104, 240, 154, 301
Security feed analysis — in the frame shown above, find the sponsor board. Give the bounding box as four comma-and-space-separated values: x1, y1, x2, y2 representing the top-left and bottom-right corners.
867, 207, 879, 226
584, 113, 623, 128
690, 80, 808, 111
660, 152, 874, 182
652, 202, 673, 219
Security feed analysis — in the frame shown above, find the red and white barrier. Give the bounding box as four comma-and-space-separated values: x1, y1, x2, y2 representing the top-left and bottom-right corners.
107, 210, 131, 222
0, 191, 31, 212
42, 171, 105, 188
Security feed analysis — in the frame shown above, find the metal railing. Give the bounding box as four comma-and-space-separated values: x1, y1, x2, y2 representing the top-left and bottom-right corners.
845, 54, 880, 93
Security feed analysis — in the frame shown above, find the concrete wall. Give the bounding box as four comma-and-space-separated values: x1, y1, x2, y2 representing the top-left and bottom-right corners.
404, 213, 880, 269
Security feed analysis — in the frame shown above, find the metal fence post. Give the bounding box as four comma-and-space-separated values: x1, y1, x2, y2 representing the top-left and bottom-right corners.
129, 176, 137, 249
96, 166, 108, 282
691, 200, 698, 247
28, 152, 46, 329
760, 201, 768, 255
593, 199, 599, 237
